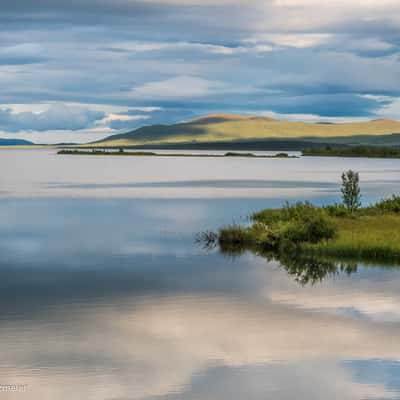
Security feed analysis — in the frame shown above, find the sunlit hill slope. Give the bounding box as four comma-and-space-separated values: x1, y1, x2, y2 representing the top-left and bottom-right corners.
91, 114, 400, 148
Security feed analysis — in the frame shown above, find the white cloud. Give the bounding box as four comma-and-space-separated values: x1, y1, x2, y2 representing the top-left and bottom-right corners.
104, 40, 274, 55
257, 110, 370, 123
343, 37, 394, 52
358, 94, 394, 103
274, 0, 399, 6
101, 113, 149, 124
0, 104, 105, 132
244, 33, 395, 54
245, 33, 332, 49
373, 98, 400, 120
0, 128, 115, 144
0, 42, 46, 64
130, 76, 226, 99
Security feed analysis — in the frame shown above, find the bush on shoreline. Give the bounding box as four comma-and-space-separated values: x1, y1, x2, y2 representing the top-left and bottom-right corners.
217, 202, 337, 254
366, 195, 400, 214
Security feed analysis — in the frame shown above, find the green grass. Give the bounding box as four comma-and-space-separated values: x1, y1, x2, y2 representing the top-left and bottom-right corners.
305, 215, 400, 262
206, 199, 400, 264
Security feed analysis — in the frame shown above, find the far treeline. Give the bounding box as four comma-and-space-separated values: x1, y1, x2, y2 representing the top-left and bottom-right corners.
57, 149, 296, 158
303, 145, 400, 158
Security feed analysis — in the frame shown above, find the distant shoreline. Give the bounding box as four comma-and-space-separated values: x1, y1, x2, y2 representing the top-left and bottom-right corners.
57, 150, 298, 159
303, 145, 400, 159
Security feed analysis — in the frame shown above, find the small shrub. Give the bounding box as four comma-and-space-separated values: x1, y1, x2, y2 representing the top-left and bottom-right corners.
371, 195, 400, 214
218, 225, 251, 256
281, 215, 336, 244
218, 225, 249, 246
249, 223, 281, 250
253, 208, 286, 225
255, 202, 337, 246
324, 203, 349, 217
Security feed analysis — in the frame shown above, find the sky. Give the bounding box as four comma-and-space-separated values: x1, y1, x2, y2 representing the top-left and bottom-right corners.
1, 0, 400, 143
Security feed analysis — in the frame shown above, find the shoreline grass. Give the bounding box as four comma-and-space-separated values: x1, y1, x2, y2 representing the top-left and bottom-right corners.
204, 197, 400, 264
303, 214, 400, 263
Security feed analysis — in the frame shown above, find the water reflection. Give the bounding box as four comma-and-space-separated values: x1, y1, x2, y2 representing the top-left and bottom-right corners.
1, 151, 400, 399
198, 232, 360, 285
0, 198, 399, 399
279, 255, 358, 285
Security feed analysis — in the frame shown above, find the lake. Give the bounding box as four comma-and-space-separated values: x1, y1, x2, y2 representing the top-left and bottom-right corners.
1, 149, 400, 399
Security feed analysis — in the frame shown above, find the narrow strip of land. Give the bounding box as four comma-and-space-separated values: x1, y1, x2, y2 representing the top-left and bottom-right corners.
59, 146, 400, 159
58, 150, 297, 158
303, 145, 400, 158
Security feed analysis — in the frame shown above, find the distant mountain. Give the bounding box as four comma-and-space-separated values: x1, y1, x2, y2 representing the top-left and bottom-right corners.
90, 114, 400, 149
0, 138, 35, 146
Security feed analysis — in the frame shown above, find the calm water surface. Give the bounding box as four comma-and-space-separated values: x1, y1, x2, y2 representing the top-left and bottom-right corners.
1, 149, 400, 399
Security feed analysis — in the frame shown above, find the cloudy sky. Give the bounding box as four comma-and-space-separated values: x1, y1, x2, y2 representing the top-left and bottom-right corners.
1, 0, 400, 143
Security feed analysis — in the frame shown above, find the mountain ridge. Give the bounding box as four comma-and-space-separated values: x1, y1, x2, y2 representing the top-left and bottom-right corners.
0, 138, 35, 146
90, 114, 400, 148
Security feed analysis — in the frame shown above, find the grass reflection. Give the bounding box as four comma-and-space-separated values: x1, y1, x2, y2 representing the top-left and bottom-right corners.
197, 232, 362, 285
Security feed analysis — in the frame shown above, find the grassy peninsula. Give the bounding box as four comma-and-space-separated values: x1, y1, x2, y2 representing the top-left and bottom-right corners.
303, 145, 400, 158
207, 197, 400, 264
200, 169, 400, 265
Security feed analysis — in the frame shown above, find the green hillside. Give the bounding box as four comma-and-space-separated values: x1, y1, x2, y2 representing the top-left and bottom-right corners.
90, 114, 400, 149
